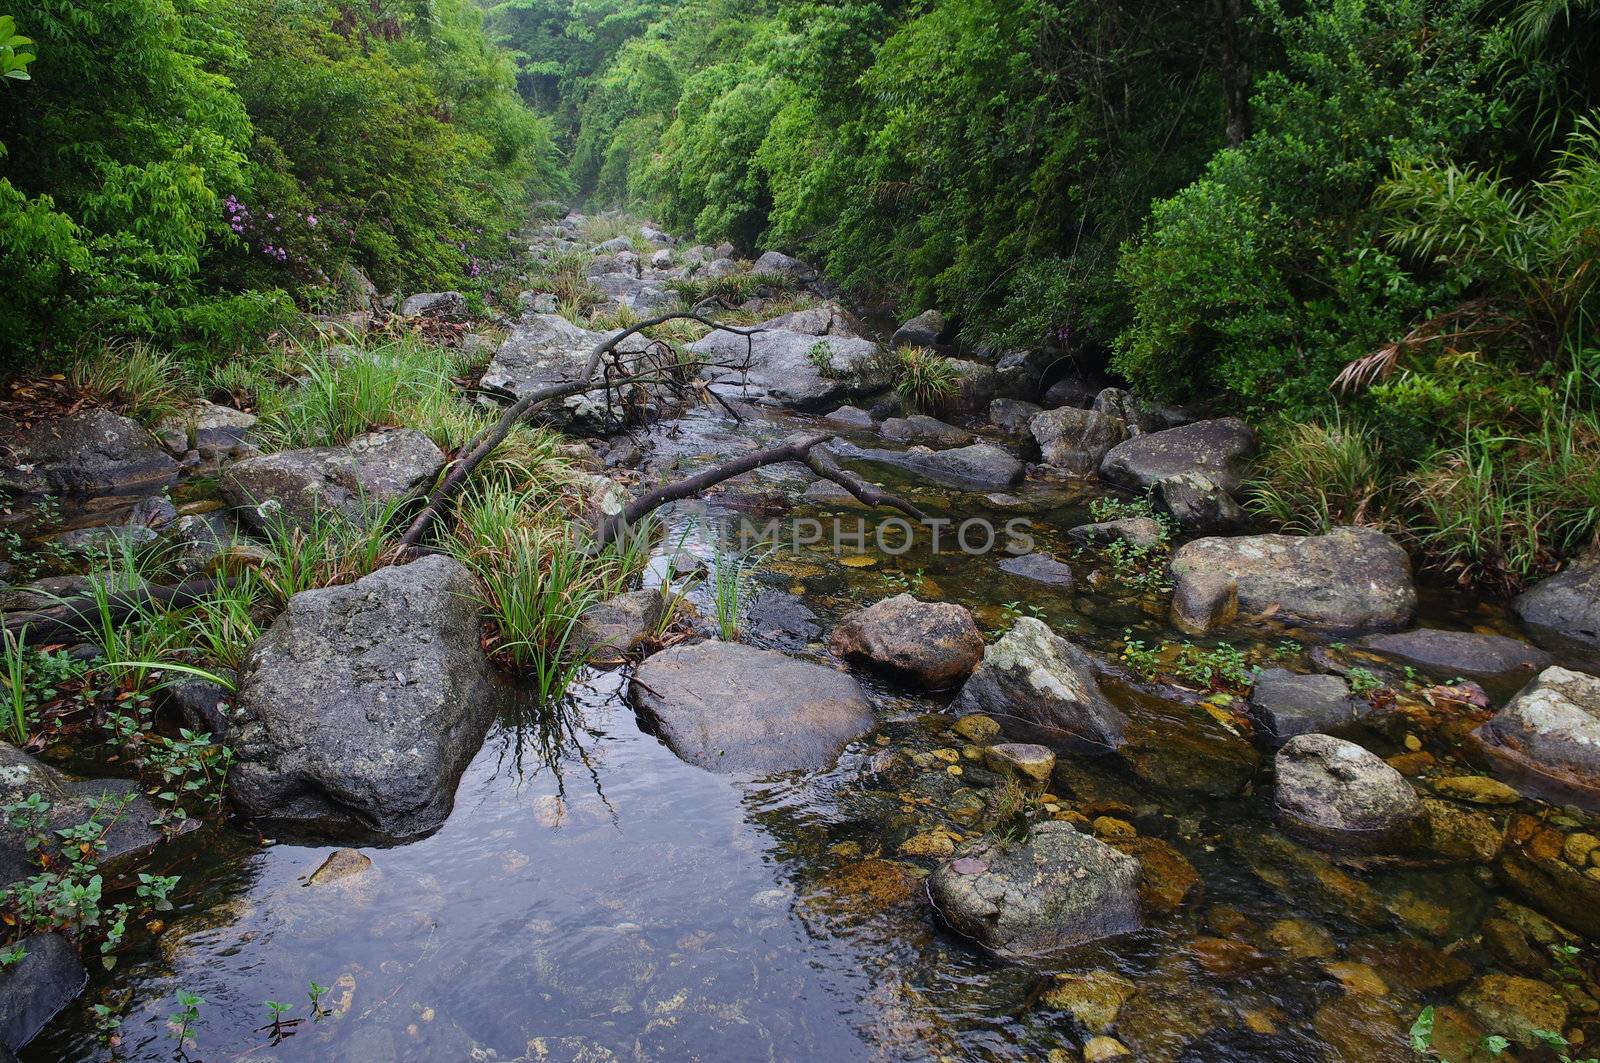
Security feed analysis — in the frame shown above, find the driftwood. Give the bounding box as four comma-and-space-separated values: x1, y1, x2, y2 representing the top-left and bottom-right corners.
3, 577, 235, 645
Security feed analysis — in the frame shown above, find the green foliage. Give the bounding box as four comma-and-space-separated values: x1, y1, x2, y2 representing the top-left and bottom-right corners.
891, 347, 960, 415
0, 14, 34, 82
1248, 417, 1393, 534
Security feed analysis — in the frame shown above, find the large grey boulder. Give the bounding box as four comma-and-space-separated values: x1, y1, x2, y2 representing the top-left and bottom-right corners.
687, 326, 882, 411
953, 617, 1127, 753
1169, 527, 1416, 634
229, 556, 502, 839
928, 822, 1142, 959
0, 408, 178, 498
479, 314, 656, 430
629, 642, 875, 773
1359, 629, 1551, 692
1099, 417, 1257, 492
1030, 408, 1128, 473
399, 291, 468, 321
892, 309, 947, 349
221, 429, 444, 534
0, 932, 86, 1052
1249, 669, 1369, 745
833, 441, 1024, 492
1513, 556, 1600, 673
830, 593, 984, 689
1154, 471, 1251, 535
751, 250, 818, 282
1275, 733, 1423, 852
880, 415, 971, 447
759, 301, 866, 339
1475, 666, 1600, 808
1091, 388, 1160, 435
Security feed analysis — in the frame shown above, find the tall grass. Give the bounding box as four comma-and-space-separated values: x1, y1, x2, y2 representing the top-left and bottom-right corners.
1247, 417, 1392, 534
256, 498, 407, 606
70, 341, 196, 423
893, 346, 961, 415
2, 625, 30, 743
709, 543, 773, 641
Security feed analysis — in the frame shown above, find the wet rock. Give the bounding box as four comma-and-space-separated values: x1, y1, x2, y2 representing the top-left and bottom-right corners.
1098, 417, 1257, 493
1067, 517, 1163, 551
1359, 628, 1552, 694
824, 405, 875, 429
152, 401, 259, 469
988, 398, 1042, 438
0, 408, 178, 498
229, 555, 501, 839
928, 821, 1141, 959
1042, 375, 1098, 409
1028, 407, 1128, 473
880, 415, 971, 447
1274, 734, 1423, 852
1267, 918, 1337, 959
1513, 554, 1600, 672
307, 848, 372, 886
982, 743, 1055, 787
1248, 669, 1369, 745
0, 932, 86, 1052
1238, 833, 1387, 926
953, 617, 1127, 753
891, 309, 947, 349
1431, 775, 1522, 805
1170, 571, 1238, 634
1498, 815, 1600, 938
829, 593, 984, 689
0, 743, 175, 889
1153, 471, 1250, 535
572, 589, 665, 660
1168, 526, 1417, 634
399, 291, 468, 321
1475, 666, 1600, 808
1422, 798, 1504, 864
221, 428, 445, 534
1082, 1036, 1133, 1062
1040, 970, 1136, 1032
1457, 973, 1569, 1046
750, 250, 817, 281
689, 326, 882, 412
630, 641, 874, 773
1346, 935, 1473, 996
1113, 836, 1200, 914
1091, 388, 1160, 435
480, 314, 656, 430
998, 552, 1074, 587
164, 511, 251, 576
161, 678, 232, 738
1312, 991, 1414, 1063
832, 440, 1023, 491
952, 714, 1001, 744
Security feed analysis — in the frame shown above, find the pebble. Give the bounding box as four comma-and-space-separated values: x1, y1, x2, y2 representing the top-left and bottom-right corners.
1092, 816, 1136, 840
952, 714, 1001, 743
1082, 1036, 1132, 1062
1431, 775, 1523, 805
1403, 734, 1423, 752
1563, 832, 1600, 867
1323, 961, 1389, 996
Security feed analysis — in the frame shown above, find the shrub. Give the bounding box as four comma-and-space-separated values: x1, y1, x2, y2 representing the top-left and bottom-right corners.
893, 347, 960, 414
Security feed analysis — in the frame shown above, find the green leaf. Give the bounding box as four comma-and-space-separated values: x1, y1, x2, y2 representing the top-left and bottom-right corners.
1409, 1006, 1436, 1053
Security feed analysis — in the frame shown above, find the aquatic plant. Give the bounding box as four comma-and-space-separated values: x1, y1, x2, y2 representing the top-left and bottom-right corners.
709, 542, 773, 641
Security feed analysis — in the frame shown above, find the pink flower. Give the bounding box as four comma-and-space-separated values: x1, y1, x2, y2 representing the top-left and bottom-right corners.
306, 215, 318, 227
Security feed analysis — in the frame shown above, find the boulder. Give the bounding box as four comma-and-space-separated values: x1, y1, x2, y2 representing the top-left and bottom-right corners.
1168, 527, 1416, 634
0, 743, 174, 889
221, 429, 445, 534
833, 441, 1024, 492
229, 556, 502, 839
1475, 666, 1600, 808
751, 250, 818, 282
1029, 408, 1128, 473
829, 593, 984, 689
944, 359, 1002, 416
953, 617, 1127, 753
1358, 629, 1551, 694
1067, 517, 1164, 551
572, 589, 665, 660
1513, 555, 1600, 672
988, 398, 1043, 438
629, 642, 875, 773
759, 302, 866, 339
1043, 375, 1099, 408
1274, 734, 1423, 852
879, 415, 971, 447
152, 401, 259, 468
699, 257, 740, 279
399, 291, 468, 321
479, 314, 657, 430
928, 821, 1142, 958
0, 409, 178, 498
1154, 471, 1251, 535
1249, 669, 1369, 745
687, 326, 882, 412
1098, 418, 1257, 492
1091, 388, 1160, 435
998, 552, 1075, 587
640, 225, 674, 246
0, 933, 86, 1052
591, 235, 633, 254
824, 405, 875, 430
892, 309, 948, 350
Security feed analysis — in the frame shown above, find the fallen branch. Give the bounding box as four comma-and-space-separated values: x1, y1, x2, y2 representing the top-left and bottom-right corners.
3, 578, 237, 645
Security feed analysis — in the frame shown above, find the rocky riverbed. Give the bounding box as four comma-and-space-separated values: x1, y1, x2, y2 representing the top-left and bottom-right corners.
3, 211, 1600, 1062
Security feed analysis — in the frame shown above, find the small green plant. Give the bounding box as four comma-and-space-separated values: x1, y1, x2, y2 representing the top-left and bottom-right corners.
1120, 631, 1163, 678
1346, 666, 1384, 697
167, 989, 204, 1053
892, 346, 960, 414
1173, 641, 1255, 692
806, 340, 853, 380
1272, 639, 1303, 660
1088, 495, 1158, 522
709, 543, 774, 641
308, 980, 331, 1014
2, 623, 31, 743
0, 943, 25, 969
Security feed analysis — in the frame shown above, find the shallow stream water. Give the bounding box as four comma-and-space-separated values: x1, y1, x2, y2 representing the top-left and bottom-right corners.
25, 403, 1599, 1062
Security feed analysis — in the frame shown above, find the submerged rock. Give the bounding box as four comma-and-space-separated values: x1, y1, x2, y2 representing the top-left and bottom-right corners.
1359, 628, 1551, 693
1067, 517, 1163, 551
1098, 417, 1257, 492
829, 593, 984, 689
1475, 665, 1600, 808
1274, 734, 1422, 853
833, 441, 1023, 491
879, 414, 971, 447
221, 428, 444, 534
997, 552, 1075, 587
1248, 669, 1369, 745
982, 742, 1056, 787
229, 555, 501, 839
1512, 555, 1600, 673
1169, 526, 1416, 634
1029, 407, 1127, 473
629, 641, 875, 773
0, 932, 86, 1052
928, 821, 1141, 959
0, 408, 178, 499
953, 617, 1126, 753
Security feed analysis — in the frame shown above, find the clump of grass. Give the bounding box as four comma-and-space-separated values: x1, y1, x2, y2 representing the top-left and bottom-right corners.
709, 542, 774, 641
528, 249, 602, 309
892, 346, 961, 415
669, 271, 798, 307
255, 499, 406, 606
582, 215, 642, 248
1247, 417, 1392, 535
70, 341, 196, 423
